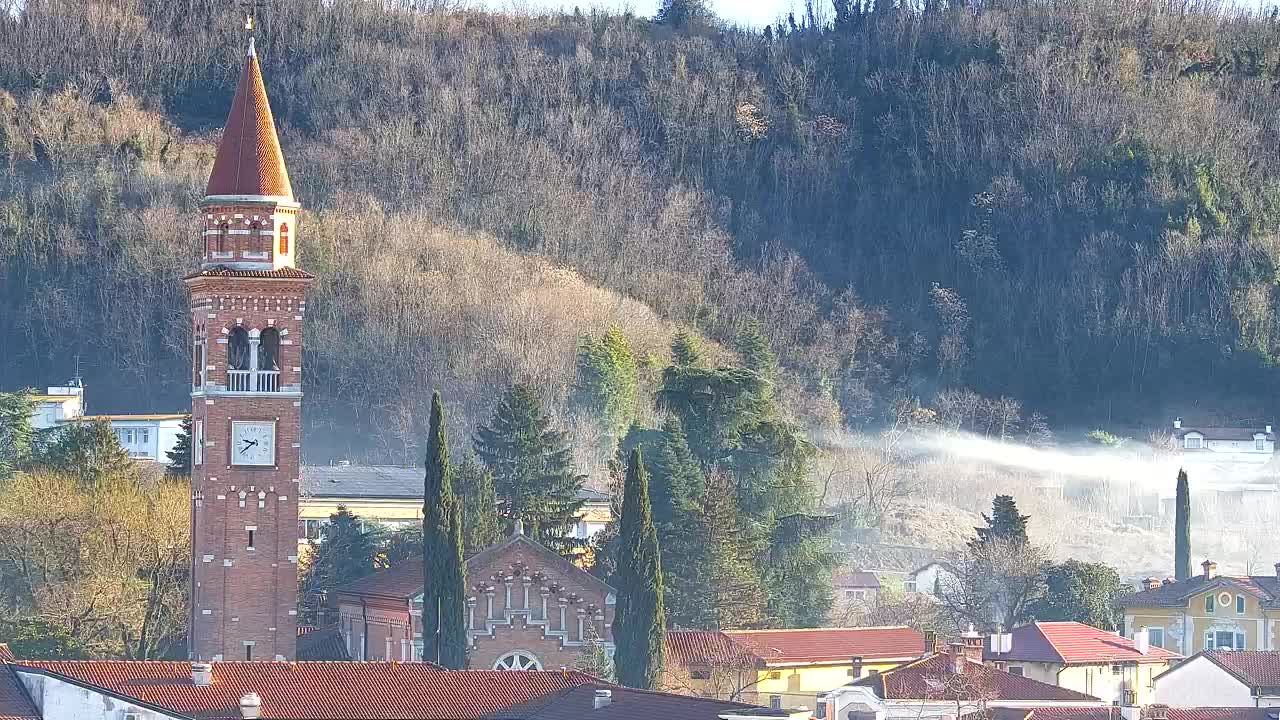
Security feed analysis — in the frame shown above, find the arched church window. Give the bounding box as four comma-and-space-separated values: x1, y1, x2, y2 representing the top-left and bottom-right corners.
279, 223, 290, 255
227, 326, 250, 371
493, 651, 542, 671
258, 327, 280, 372
249, 222, 262, 253
217, 223, 230, 254
193, 338, 206, 387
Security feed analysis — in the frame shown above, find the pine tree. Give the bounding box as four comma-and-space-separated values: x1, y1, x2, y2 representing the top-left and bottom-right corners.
655, 0, 713, 29
735, 319, 778, 385
455, 452, 501, 551
1175, 469, 1191, 581
670, 331, 704, 368
166, 416, 192, 477
474, 384, 586, 551
31, 419, 132, 485
613, 448, 665, 689
298, 506, 382, 624
646, 418, 703, 529
422, 392, 466, 668
972, 494, 1030, 548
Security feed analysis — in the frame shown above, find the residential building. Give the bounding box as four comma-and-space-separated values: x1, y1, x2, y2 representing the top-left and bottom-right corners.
1153, 650, 1280, 707
964, 706, 1280, 720
983, 622, 1180, 705
907, 561, 958, 598
0, 657, 785, 720
842, 543, 957, 584
23, 384, 186, 462
819, 636, 1105, 720
664, 626, 925, 706
330, 523, 615, 671
1120, 559, 1280, 655
83, 413, 187, 461
1171, 418, 1275, 466
833, 570, 881, 606
297, 464, 611, 550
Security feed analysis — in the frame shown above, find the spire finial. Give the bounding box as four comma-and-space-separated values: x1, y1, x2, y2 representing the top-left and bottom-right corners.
247, 36, 256, 58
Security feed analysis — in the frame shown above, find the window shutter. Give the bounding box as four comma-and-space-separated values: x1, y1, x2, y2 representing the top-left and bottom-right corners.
1205, 632, 1214, 650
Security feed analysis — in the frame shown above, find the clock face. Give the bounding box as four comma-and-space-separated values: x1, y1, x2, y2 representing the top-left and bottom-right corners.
230, 421, 276, 466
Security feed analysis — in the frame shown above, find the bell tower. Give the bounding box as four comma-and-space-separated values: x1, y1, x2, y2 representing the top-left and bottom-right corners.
186, 36, 311, 661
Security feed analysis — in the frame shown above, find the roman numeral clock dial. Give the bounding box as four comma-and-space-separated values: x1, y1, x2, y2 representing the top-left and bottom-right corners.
230, 421, 276, 466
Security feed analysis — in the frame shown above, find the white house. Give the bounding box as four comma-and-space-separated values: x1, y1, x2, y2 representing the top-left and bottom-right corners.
22, 384, 186, 463
1172, 418, 1275, 465
1154, 650, 1280, 707
906, 561, 957, 597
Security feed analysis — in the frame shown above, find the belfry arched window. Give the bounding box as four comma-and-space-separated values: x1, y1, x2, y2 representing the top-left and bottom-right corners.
279, 223, 290, 255
217, 223, 230, 254
258, 327, 280, 372
227, 326, 250, 371
249, 222, 262, 253
493, 650, 542, 671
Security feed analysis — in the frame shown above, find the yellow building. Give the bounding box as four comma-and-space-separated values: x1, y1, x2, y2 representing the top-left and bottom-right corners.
298, 464, 612, 551
984, 621, 1179, 705
1121, 559, 1280, 656
664, 626, 925, 707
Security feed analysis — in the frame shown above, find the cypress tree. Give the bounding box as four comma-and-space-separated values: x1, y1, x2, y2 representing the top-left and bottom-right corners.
422, 392, 466, 668
972, 494, 1030, 548
613, 448, 665, 689
1175, 469, 1191, 582
455, 452, 501, 551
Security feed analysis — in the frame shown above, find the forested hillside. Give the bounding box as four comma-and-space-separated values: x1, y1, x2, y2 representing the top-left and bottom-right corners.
4, 0, 1280, 456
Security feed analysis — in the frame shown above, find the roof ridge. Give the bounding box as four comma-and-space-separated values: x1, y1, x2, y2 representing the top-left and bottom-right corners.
726, 625, 909, 634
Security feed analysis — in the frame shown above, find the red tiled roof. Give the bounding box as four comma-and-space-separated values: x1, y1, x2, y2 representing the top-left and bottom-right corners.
206, 40, 293, 199
0, 667, 38, 720
851, 653, 1099, 702
1121, 574, 1280, 609
1201, 650, 1280, 688
724, 626, 924, 665
985, 622, 1180, 664
185, 265, 315, 280
0, 647, 14, 664
16, 661, 599, 720
663, 631, 764, 669
833, 570, 882, 588
482, 684, 785, 719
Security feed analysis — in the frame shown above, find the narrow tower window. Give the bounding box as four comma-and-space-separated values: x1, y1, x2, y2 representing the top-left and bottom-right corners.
217, 223, 230, 254
247, 528, 256, 550
228, 326, 250, 371
279, 223, 290, 255
258, 327, 280, 372
248, 222, 262, 254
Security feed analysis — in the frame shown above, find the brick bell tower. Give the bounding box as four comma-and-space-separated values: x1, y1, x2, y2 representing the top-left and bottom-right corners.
186, 36, 311, 662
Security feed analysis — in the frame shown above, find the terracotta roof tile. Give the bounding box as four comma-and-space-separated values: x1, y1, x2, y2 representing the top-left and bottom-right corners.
206, 41, 293, 199
850, 653, 1099, 702
482, 684, 785, 719
17, 661, 599, 720
725, 626, 924, 665
1202, 650, 1280, 688
833, 570, 882, 588
295, 626, 351, 661
1121, 574, 1280, 609
663, 631, 764, 669
185, 265, 314, 280
985, 622, 1180, 664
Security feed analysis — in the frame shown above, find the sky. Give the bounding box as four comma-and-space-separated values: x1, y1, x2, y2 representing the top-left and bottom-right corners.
485, 0, 804, 28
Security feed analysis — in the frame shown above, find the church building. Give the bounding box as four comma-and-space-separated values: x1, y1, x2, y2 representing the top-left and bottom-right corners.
185, 36, 311, 662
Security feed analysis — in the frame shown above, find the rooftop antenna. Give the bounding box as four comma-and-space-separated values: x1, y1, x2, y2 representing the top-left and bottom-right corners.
70, 354, 83, 389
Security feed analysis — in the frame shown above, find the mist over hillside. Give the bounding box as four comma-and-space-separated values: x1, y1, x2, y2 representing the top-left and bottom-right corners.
4, 0, 1280, 460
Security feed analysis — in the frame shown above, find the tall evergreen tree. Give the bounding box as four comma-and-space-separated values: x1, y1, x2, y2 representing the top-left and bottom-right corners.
972, 494, 1030, 548
455, 452, 501, 551
422, 392, 466, 668
1175, 469, 1191, 581
613, 448, 665, 689
571, 326, 638, 441
645, 418, 703, 529
298, 506, 382, 624
735, 319, 778, 385
166, 416, 192, 477
0, 391, 34, 480
474, 384, 586, 550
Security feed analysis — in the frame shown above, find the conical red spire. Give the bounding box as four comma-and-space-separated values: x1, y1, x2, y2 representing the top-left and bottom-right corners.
205, 38, 293, 199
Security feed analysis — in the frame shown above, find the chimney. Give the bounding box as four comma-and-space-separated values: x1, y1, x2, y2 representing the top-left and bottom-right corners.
850, 656, 863, 678
960, 625, 984, 663
1274, 563, 1280, 579
948, 642, 967, 674
1147, 705, 1170, 720
191, 662, 213, 687
1174, 417, 1182, 430
1267, 425, 1273, 435
1121, 707, 1141, 720
1141, 577, 1161, 591
1162, 577, 1175, 586
923, 630, 940, 656
513, 518, 525, 537
1203, 559, 1218, 579
769, 695, 783, 712
239, 693, 261, 720
593, 689, 612, 710
1134, 628, 1150, 656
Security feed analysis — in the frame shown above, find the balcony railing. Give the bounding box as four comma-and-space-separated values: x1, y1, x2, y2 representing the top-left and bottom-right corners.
226, 369, 281, 393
